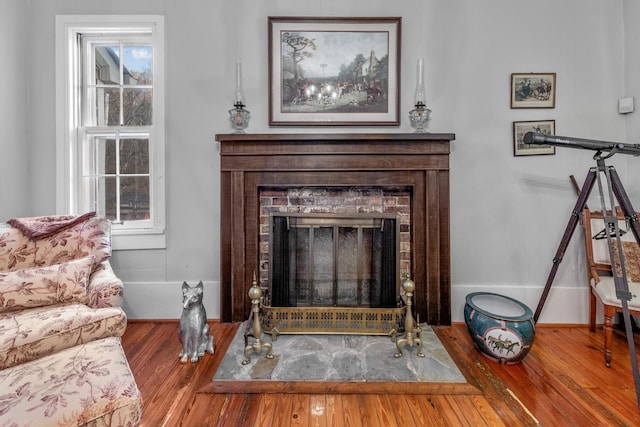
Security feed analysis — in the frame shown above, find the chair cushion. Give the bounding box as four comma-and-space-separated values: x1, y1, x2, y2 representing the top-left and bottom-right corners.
0, 304, 127, 369
611, 241, 640, 282
592, 276, 640, 310
0, 336, 142, 427
0, 256, 94, 312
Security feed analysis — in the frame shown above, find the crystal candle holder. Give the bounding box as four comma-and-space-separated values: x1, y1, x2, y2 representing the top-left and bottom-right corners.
409, 59, 431, 132
409, 103, 431, 133
228, 59, 250, 133
228, 102, 251, 133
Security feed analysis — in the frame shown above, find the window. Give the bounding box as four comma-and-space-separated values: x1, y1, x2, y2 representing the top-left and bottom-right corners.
56, 16, 165, 249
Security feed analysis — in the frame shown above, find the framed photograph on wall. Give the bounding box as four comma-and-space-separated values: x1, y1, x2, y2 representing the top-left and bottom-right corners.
268, 17, 401, 126
510, 73, 556, 108
513, 120, 556, 156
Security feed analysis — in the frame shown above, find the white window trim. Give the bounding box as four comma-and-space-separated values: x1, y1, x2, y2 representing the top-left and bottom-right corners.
55, 15, 166, 250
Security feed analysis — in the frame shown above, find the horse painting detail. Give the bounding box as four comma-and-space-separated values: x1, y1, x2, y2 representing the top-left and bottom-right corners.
487, 334, 520, 357
510, 73, 556, 108
179, 281, 215, 363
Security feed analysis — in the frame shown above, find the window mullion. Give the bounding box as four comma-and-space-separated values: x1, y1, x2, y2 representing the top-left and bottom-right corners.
119, 42, 125, 127
115, 132, 121, 224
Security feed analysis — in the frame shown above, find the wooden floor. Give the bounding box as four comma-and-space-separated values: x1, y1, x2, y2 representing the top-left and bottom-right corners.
121, 321, 640, 426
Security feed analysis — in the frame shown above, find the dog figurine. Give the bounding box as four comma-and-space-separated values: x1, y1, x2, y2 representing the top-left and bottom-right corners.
179, 281, 214, 363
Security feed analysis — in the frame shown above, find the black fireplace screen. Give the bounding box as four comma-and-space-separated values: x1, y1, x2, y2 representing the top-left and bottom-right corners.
270, 214, 399, 308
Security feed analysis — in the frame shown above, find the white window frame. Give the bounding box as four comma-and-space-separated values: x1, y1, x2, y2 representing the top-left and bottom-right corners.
56, 15, 166, 250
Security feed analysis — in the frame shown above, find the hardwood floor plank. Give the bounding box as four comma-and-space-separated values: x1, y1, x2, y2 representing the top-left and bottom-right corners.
387, 395, 419, 427
121, 322, 640, 426
468, 395, 508, 427
251, 395, 276, 427
324, 395, 345, 427
355, 395, 382, 427
272, 394, 295, 427
431, 395, 474, 426
309, 395, 327, 427
290, 394, 310, 426
446, 395, 500, 427
178, 394, 227, 427
372, 394, 401, 427
403, 395, 444, 427
488, 362, 561, 425
523, 331, 631, 425
550, 327, 625, 386
433, 325, 538, 426
340, 395, 364, 427
590, 387, 640, 426
217, 394, 252, 426
241, 395, 262, 427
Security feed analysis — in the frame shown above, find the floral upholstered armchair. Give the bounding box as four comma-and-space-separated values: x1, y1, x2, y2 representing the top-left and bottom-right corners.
0, 213, 142, 426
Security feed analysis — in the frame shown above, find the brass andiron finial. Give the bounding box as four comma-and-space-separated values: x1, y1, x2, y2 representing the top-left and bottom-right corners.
394, 275, 425, 358
242, 272, 273, 365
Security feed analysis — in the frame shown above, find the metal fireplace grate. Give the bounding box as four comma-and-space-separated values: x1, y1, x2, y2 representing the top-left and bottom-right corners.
266, 213, 402, 335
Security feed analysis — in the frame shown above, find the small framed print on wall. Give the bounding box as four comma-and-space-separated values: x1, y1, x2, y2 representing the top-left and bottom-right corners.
513, 120, 556, 156
510, 73, 556, 108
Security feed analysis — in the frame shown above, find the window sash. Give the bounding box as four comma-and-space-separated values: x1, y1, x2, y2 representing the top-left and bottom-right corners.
81, 129, 153, 231
56, 16, 165, 249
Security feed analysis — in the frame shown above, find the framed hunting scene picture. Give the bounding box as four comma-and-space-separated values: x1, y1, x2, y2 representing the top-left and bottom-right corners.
268, 17, 401, 126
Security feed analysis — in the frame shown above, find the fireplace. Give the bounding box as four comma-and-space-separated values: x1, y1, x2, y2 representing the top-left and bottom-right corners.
269, 212, 399, 309
216, 133, 454, 325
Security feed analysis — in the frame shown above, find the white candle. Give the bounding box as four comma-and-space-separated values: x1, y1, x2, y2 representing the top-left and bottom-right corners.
234, 59, 245, 104
415, 58, 426, 105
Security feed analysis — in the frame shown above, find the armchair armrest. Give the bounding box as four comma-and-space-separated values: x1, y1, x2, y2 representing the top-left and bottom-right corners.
87, 261, 124, 308
588, 268, 602, 287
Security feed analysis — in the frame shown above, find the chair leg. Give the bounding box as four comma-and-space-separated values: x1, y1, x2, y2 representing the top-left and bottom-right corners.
589, 291, 596, 333
603, 306, 616, 367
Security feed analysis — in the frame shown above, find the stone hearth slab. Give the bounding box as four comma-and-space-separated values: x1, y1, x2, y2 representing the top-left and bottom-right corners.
203, 323, 479, 395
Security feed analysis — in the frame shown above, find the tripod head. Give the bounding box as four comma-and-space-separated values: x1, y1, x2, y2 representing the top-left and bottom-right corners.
523, 132, 640, 157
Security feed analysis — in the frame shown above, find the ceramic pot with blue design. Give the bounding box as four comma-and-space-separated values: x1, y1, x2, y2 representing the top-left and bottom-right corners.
464, 292, 535, 365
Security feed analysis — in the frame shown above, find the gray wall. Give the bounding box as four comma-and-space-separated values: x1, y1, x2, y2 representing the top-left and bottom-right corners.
625, 0, 640, 203
3, 0, 637, 323
1, 0, 29, 219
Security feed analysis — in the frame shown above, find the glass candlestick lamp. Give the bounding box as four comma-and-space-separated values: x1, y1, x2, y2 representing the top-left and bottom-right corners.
409, 59, 431, 133
228, 59, 251, 133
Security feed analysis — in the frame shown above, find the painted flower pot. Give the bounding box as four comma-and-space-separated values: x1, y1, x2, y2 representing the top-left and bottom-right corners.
464, 292, 535, 365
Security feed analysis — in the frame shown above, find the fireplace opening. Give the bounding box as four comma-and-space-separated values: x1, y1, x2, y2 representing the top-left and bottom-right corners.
269, 213, 399, 309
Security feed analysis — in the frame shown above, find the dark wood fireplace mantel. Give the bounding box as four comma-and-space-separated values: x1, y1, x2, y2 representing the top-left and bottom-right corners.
216, 133, 455, 325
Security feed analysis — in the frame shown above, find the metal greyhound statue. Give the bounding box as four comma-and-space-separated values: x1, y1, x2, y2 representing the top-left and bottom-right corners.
179, 281, 214, 363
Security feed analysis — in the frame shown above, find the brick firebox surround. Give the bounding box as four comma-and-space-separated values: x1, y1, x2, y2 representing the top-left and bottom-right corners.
258, 187, 412, 292
216, 133, 455, 325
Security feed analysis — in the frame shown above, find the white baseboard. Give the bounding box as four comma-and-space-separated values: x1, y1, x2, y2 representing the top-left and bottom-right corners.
122, 281, 220, 320
123, 281, 594, 324
451, 284, 594, 324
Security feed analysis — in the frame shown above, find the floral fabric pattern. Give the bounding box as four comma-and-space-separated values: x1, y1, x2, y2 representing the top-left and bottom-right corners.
611, 241, 640, 282
0, 337, 142, 427
0, 304, 127, 370
0, 256, 94, 312
86, 262, 124, 309
0, 217, 111, 273
0, 217, 140, 426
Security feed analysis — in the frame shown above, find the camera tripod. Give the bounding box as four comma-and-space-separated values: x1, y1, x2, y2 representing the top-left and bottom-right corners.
533, 152, 640, 411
